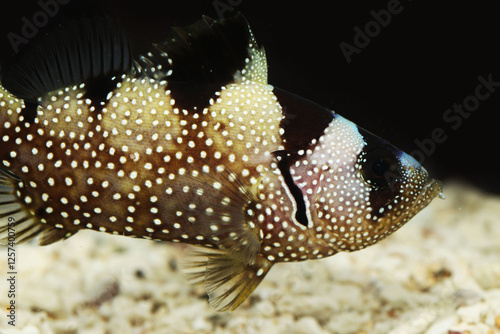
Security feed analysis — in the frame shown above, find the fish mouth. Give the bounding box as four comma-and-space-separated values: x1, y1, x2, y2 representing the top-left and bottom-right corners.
389, 177, 443, 233
413, 178, 445, 211
408, 163, 445, 203
398, 169, 444, 224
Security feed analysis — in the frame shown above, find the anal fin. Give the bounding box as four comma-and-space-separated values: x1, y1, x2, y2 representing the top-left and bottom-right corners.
37, 226, 72, 246
0, 167, 69, 246
183, 247, 273, 312
0, 168, 44, 245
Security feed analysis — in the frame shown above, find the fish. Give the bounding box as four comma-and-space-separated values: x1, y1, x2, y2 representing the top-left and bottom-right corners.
0, 14, 444, 311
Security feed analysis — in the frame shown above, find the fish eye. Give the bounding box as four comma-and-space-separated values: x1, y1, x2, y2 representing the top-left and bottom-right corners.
359, 147, 401, 189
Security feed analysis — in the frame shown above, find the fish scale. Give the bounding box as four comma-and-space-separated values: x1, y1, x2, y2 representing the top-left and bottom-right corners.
0, 14, 443, 311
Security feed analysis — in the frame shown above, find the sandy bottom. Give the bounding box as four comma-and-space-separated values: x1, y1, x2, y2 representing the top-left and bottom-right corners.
1, 181, 500, 334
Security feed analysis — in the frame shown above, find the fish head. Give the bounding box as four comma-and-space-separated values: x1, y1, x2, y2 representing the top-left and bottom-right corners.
288, 114, 443, 253
349, 126, 444, 248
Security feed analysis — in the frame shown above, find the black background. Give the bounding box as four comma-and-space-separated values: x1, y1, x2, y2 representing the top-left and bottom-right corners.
1, 0, 499, 194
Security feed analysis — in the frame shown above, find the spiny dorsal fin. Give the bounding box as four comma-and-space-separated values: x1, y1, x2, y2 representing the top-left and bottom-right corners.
0, 168, 73, 246
134, 13, 268, 85
183, 247, 273, 311
1, 16, 133, 102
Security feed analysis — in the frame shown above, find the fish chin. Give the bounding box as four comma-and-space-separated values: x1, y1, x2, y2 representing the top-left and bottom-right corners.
413, 178, 444, 211
385, 171, 443, 237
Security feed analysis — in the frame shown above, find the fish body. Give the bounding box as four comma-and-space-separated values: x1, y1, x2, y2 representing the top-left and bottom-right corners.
0, 15, 443, 311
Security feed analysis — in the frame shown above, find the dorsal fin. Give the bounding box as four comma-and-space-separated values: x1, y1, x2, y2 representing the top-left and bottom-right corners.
1, 16, 133, 102
134, 13, 268, 85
